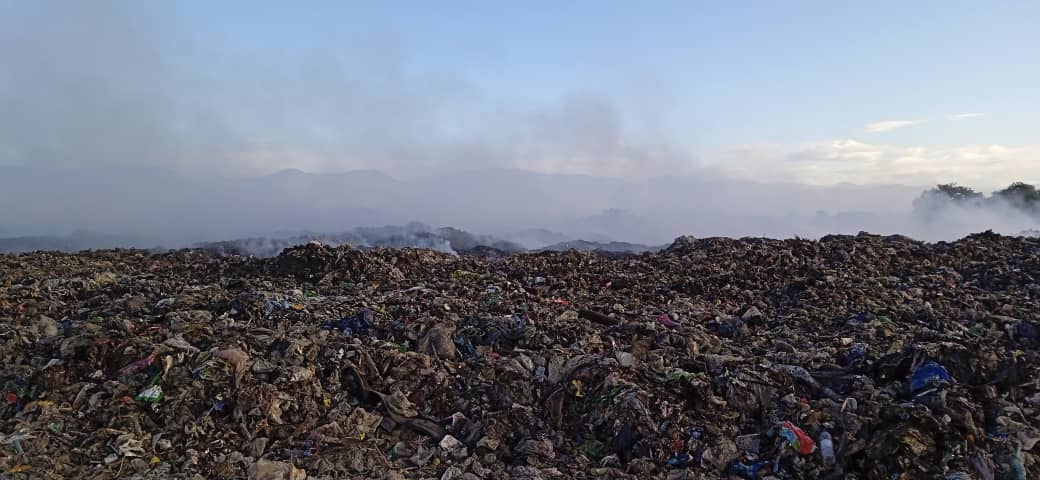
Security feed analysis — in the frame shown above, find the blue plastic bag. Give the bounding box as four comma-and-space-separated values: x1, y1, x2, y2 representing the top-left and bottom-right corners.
909, 361, 954, 393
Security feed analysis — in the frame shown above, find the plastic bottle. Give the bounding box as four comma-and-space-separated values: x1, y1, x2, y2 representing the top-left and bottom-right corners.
818, 430, 835, 467
1008, 450, 1026, 480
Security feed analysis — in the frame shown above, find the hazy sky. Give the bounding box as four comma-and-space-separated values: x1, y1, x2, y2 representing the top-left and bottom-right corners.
2, 1, 1038, 189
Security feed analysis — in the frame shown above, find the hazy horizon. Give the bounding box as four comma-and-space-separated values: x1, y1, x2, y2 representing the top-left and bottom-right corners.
2, 164, 1037, 251
2, 1, 1038, 248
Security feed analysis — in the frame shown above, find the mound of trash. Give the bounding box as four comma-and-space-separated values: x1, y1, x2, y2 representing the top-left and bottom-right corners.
1, 232, 1038, 479
193, 224, 529, 258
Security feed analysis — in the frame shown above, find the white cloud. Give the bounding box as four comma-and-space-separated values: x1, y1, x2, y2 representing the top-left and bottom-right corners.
865, 120, 925, 132
726, 139, 1040, 189
948, 112, 983, 120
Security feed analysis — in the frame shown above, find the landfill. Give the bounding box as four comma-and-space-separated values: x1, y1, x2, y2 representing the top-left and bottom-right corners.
1, 231, 1039, 479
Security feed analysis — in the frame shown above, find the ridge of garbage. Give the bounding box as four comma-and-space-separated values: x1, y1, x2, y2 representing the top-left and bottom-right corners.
1, 231, 1038, 479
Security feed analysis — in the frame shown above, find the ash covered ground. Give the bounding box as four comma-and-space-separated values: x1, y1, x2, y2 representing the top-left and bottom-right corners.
1, 232, 1039, 479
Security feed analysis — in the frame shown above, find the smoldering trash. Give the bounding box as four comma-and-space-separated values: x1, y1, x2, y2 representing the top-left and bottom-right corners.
2, 232, 1039, 479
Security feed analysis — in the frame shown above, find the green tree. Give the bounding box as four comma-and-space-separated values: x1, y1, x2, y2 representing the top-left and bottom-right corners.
992, 182, 1040, 214
912, 183, 984, 222
934, 183, 983, 202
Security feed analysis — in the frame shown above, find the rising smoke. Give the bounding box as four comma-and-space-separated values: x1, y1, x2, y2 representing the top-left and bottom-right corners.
0, 1, 1036, 249
0, 1, 690, 178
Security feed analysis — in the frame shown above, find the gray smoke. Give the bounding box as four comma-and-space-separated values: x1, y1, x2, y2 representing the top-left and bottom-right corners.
0, 1, 689, 178
1, 1, 1036, 249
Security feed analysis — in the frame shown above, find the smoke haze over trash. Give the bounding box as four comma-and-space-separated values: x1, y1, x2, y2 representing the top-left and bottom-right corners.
5, 5, 1040, 479
1, 1, 1038, 250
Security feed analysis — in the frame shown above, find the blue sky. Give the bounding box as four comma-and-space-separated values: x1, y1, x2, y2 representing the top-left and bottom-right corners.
3, 1, 1039, 187
172, 1, 1039, 149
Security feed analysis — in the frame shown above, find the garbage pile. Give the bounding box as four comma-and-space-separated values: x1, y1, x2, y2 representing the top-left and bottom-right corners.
2, 232, 1039, 479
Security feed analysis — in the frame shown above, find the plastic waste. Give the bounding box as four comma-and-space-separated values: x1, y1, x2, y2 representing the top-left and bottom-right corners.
328, 309, 373, 336
2, 233, 1039, 478
913, 387, 948, 411
776, 364, 815, 384
508, 313, 527, 332
728, 460, 769, 480
667, 452, 693, 467
657, 313, 679, 328
1008, 451, 1026, 480
909, 361, 954, 393
136, 385, 163, 403
117, 353, 158, 377
452, 333, 477, 358
818, 430, 835, 466
1016, 321, 1038, 340
842, 343, 868, 365
735, 434, 762, 454
774, 364, 842, 401
778, 421, 815, 455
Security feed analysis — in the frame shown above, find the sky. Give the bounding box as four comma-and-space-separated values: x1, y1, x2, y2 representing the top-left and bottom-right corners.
2, 1, 1039, 190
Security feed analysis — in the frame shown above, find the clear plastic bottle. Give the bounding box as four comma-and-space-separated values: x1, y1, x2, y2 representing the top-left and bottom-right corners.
819, 430, 835, 467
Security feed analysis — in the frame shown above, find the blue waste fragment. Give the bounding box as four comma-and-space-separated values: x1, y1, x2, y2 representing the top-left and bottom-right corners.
729, 460, 769, 480
666, 452, 692, 467
453, 334, 477, 358
1016, 321, 1038, 340
842, 343, 868, 365
328, 310, 373, 336
909, 361, 954, 393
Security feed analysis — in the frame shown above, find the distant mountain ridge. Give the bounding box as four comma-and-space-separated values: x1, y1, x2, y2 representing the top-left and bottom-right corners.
0, 222, 658, 256
191, 224, 664, 256
0, 231, 163, 253
8, 165, 1027, 244
537, 239, 661, 254
0, 165, 930, 245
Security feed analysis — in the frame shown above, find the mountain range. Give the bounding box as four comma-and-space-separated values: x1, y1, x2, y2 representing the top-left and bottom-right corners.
5, 165, 1017, 252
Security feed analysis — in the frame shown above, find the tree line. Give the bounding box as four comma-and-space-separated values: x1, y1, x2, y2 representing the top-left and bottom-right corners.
914, 182, 1040, 221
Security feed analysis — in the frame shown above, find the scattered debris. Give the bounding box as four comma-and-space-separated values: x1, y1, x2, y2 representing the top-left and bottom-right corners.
1, 233, 1039, 478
